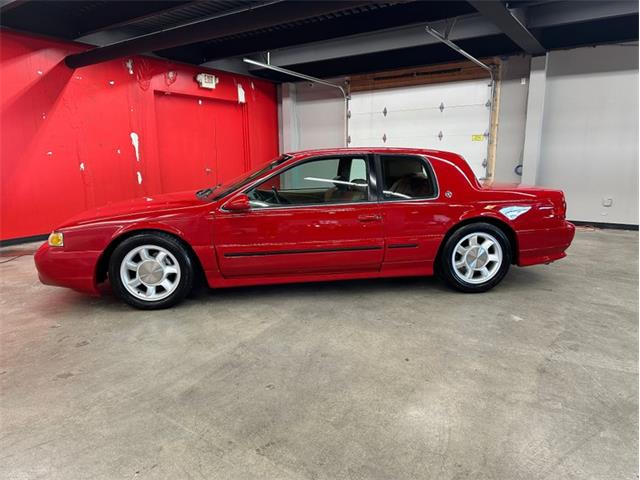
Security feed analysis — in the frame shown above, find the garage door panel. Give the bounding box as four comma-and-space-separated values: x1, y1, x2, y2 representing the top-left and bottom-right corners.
362, 82, 490, 112
349, 93, 374, 113
441, 106, 489, 134
383, 109, 442, 136
350, 135, 385, 147
349, 112, 375, 140
349, 79, 491, 179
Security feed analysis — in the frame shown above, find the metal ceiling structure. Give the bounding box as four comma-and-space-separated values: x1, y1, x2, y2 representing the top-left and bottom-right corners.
1, 0, 637, 78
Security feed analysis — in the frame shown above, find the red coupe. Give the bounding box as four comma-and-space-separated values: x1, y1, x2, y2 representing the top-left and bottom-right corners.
35, 148, 575, 309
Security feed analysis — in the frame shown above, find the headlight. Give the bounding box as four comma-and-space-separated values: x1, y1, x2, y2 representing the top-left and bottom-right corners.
48, 231, 64, 247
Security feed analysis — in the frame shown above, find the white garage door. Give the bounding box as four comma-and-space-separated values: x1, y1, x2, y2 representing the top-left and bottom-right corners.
348, 79, 492, 179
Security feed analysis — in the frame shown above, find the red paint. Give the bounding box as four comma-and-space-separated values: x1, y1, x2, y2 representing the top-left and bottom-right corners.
34, 148, 575, 295
0, 30, 279, 241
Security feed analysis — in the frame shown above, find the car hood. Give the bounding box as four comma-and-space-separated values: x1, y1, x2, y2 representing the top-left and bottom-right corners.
58, 190, 207, 228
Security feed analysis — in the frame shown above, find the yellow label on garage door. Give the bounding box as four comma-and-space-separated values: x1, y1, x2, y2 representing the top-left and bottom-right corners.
471, 134, 485, 142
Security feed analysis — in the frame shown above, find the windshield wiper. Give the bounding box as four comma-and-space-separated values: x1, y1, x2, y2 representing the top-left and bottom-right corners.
196, 184, 221, 199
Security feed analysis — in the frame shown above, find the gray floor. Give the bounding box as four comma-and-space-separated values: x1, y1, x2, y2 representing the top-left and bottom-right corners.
0, 228, 637, 480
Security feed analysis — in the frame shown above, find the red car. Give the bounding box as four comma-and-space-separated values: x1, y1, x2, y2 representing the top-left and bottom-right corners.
35, 148, 575, 309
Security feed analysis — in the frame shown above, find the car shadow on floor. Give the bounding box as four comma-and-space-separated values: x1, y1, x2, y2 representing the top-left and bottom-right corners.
49, 266, 550, 312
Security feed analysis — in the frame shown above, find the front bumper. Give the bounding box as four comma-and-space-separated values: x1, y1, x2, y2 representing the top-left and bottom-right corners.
517, 221, 576, 267
34, 243, 101, 295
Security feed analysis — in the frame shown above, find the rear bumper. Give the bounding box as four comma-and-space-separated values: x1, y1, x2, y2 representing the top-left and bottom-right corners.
517, 221, 575, 267
34, 243, 101, 295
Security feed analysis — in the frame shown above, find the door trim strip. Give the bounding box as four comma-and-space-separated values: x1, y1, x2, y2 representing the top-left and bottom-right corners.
224, 245, 383, 258
388, 243, 419, 249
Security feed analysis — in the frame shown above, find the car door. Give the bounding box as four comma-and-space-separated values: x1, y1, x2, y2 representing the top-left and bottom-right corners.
375, 154, 447, 271
213, 155, 384, 277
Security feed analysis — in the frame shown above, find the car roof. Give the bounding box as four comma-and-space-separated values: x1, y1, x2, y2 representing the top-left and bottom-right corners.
281, 147, 479, 189
285, 147, 452, 157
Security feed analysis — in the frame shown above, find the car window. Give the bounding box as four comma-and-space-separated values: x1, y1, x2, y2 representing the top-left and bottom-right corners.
247, 157, 369, 207
380, 155, 436, 200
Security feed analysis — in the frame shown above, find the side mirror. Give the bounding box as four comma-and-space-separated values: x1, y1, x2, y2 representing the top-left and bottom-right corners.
224, 194, 251, 212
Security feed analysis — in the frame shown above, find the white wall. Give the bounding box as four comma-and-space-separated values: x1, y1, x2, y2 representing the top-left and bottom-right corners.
537, 44, 638, 225
279, 80, 346, 152
494, 55, 531, 184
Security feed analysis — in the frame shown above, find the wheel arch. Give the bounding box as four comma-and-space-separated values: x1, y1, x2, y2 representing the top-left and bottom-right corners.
435, 216, 519, 266
95, 228, 205, 285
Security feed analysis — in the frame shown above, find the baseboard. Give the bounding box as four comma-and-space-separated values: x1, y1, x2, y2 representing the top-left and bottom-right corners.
571, 220, 639, 231
0, 234, 48, 247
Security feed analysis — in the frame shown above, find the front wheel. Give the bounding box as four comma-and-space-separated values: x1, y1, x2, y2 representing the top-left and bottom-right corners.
438, 223, 511, 293
109, 233, 194, 309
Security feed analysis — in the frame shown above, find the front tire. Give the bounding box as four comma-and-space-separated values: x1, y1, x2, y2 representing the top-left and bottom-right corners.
109, 232, 194, 309
438, 223, 511, 293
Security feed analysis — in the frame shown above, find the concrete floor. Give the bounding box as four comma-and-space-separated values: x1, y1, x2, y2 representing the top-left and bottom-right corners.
0, 228, 637, 479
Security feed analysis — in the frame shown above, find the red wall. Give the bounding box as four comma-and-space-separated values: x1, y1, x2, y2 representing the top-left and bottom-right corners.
0, 30, 279, 241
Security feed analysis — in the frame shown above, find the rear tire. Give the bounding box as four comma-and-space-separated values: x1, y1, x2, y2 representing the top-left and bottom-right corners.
438, 222, 511, 293
109, 232, 194, 309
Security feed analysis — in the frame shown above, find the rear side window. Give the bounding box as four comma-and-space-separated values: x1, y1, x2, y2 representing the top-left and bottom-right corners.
380, 155, 437, 200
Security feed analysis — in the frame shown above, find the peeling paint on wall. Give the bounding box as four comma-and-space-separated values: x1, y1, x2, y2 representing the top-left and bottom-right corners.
129, 132, 140, 162
165, 70, 177, 86
237, 83, 246, 104
124, 58, 134, 75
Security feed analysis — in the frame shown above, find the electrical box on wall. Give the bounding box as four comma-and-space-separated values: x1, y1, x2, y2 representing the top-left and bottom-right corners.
196, 73, 219, 89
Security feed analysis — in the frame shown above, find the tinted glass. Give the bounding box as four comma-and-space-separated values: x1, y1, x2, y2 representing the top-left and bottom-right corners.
247, 157, 369, 207
380, 155, 436, 200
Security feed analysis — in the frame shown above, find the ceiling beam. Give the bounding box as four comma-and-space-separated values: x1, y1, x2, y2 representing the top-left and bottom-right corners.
526, 0, 639, 29
64, 1, 378, 69
468, 0, 545, 55
240, 14, 502, 68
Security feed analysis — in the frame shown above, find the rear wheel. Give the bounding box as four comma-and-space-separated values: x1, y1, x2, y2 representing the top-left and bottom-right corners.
439, 223, 511, 293
109, 233, 194, 309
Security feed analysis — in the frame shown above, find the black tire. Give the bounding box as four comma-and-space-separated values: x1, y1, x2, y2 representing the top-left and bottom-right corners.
438, 222, 511, 293
109, 232, 194, 309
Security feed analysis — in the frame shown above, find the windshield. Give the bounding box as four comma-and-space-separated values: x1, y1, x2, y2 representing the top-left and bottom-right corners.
196, 154, 291, 201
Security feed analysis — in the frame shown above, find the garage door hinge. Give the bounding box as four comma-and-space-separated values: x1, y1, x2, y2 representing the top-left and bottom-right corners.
438, 131, 443, 141
347, 135, 351, 144
382, 107, 387, 117
485, 99, 491, 108
347, 110, 351, 119
382, 133, 387, 143
439, 102, 445, 112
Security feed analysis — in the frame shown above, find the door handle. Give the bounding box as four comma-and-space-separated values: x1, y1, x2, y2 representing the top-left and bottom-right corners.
358, 214, 382, 222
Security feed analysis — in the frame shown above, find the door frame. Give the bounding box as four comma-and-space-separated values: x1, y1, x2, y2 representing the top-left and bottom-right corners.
371, 153, 441, 203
